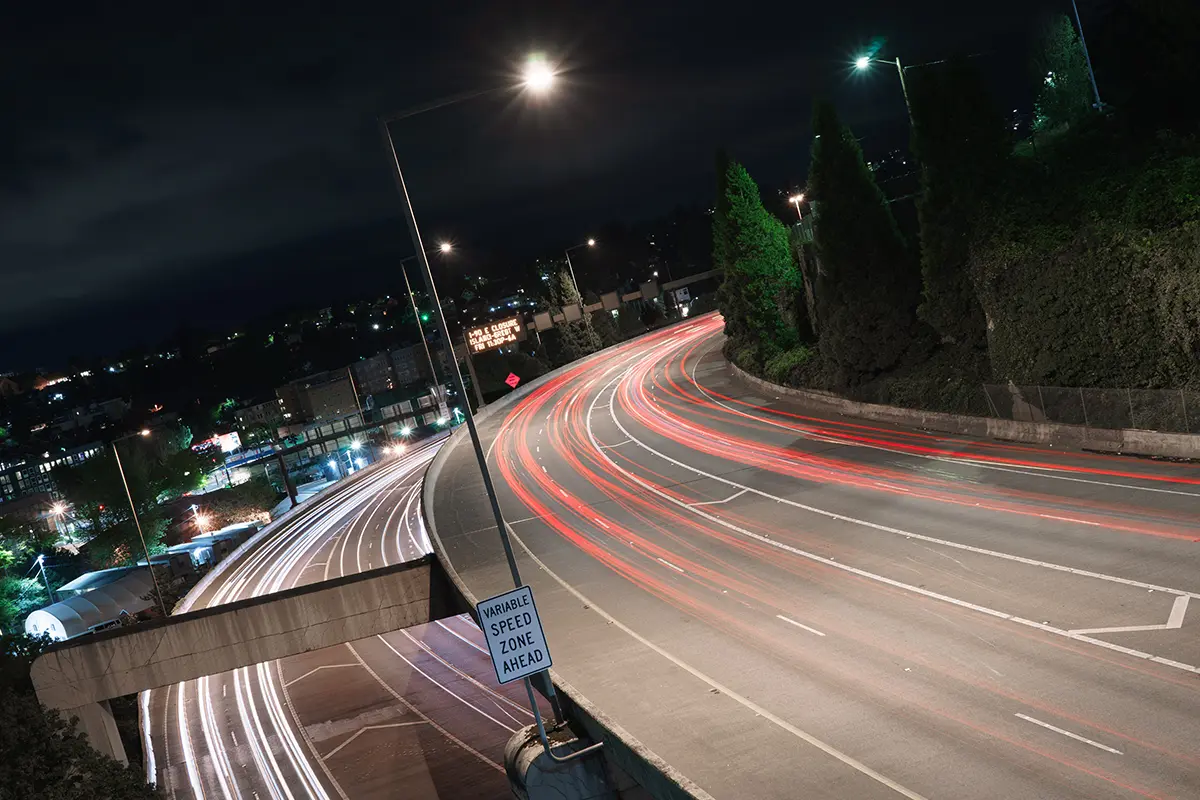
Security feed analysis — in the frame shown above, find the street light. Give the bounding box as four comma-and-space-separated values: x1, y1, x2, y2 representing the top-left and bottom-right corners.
854, 54, 912, 124
36, 553, 53, 604
380, 59, 600, 752
400, 242, 455, 408
111, 429, 168, 615
563, 238, 596, 306
789, 193, 805, 220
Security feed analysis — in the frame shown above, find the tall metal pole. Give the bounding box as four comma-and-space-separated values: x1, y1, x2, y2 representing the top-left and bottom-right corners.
1070, 0, 1103, 110
112, 441, 168, 616
562, 247, 584, 304
895, 57, 914, 127
461, 332, 487, 410
380, 119, 523, 590
400, 259, 442, 391
36, 555, 53, 604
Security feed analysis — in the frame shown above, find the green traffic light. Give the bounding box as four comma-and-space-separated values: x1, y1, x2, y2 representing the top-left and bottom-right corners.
420, 313, 430, 322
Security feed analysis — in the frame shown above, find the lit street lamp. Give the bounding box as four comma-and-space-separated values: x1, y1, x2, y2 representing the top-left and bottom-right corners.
190, 504, 208, 534
380, 54, 599, 750
854, 54, 913, 125
563, 238, 597, 306
789, 193, 805, 220
401, 242, 454, 407
36, 554, 54, 604
111, 427, 168, 615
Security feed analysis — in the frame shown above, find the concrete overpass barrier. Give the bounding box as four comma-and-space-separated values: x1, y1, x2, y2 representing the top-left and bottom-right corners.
31, 556, 468, 762
423, 327, 715, 800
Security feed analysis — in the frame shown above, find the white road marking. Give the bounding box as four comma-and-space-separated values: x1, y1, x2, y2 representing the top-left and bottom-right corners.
1014, 713, 1122, 755
777, 615, 826, 637
689, 488, 748, 507
321, 722, 428, 760
590, 372, 1200, 676
599, 439, 632, 448
501, 525, 922, 800
283, 664, 360, 688
1038, 513, 1100, 526
1070, 595, 1189, 635
687, 335, 1200, 499
657, 557, 686, 574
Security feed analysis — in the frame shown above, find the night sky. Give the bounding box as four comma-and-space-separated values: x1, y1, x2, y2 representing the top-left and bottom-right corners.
2, 0, 1052, 368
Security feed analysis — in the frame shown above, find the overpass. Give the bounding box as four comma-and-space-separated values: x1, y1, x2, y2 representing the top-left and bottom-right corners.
31, 556, 467, 764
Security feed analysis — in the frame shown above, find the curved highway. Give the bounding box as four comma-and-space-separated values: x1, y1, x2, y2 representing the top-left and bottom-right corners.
145, 436, 544, 799
430, 313, 1200, 800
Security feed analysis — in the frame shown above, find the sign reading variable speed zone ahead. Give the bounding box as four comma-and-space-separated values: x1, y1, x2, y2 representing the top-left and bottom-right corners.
466, 316, 523, 354
477, 585, 552, 684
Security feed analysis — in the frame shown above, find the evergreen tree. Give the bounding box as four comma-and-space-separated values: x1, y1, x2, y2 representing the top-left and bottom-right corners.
716, 161, 803, 366
1032, 14, 1093, 132
590, 309, 621, 347
549, 268, 601, 361
808, 100, 918, 384
909, 58, 1007, 346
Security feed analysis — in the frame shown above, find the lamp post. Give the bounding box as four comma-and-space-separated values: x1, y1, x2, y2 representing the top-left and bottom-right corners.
401, 242, 453, 408
855, 55, 913, 125
562, 238, 596, 307
788, 193, 805, 221
111, 428, 168, 616
35, 554, 53, 604
380, 55, 602, 754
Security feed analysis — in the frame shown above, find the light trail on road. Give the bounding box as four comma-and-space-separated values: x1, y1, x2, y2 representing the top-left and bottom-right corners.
430, 312, 1200, 800
145, 436, 540, 800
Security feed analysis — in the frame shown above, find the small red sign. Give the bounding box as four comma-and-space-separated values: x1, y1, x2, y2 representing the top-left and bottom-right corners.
505, 373, 521, 388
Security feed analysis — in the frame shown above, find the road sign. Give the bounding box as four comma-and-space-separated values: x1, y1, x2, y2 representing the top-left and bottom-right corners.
465, 316, 523, 354
477, 585, 552, 685
505, 373, 521, 388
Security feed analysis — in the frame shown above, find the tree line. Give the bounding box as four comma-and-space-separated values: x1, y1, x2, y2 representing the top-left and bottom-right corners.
717, 3, 1200, 413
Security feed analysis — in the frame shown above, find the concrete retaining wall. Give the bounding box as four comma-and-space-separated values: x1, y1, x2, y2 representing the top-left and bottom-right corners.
730, 363, 1200, 460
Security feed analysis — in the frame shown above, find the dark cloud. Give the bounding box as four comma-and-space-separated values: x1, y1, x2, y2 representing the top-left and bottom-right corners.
1, 0, 1051, 366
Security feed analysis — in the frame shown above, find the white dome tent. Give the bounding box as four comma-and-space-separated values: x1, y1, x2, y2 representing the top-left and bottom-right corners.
25, 568, 156, 641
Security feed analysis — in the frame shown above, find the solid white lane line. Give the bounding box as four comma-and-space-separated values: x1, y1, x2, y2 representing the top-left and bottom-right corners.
1038, 513, 1100, 526
593, 370, 1200, 677
502, 524, 921, 800
321, 722, 428, 760
282, 664, 359, 688
657, 557, 686, 574
344, 643, 504, 772
687, 335, 1200, 499
435, 618, 490, 655
777, 615, 826, 637
177, 681, 208, 800
1014, 714, 1122, 755
607, 368, 1200, 602
1070, 595, 1189, 635
689, 488, 748, 507
373, 635, 518, 732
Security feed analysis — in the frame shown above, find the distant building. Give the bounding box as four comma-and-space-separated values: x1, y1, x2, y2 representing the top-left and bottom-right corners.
352, 353, 394, 396
276, 371, 358, 423
0, 375, 22, 398
0, 442, 105, 504
234, 398, 284, 430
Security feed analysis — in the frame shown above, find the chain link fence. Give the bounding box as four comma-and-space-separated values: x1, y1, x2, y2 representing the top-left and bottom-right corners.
982, 384, 1200, 434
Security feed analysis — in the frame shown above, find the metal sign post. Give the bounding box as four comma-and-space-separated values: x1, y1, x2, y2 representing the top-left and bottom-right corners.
477, 586, 601, 764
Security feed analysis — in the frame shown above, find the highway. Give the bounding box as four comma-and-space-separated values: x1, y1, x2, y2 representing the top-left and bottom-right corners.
144, 435, 545, 800
430, 312, 1200, 800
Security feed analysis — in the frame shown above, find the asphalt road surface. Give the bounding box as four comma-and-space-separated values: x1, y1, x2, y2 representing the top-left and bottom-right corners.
430, 312, 1200, 800
144, 435, 547, 799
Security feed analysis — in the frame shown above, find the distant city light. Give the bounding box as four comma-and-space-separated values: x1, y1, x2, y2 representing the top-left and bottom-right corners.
354, 458, 366, 468
327, 460, 337, 470
350, 440, 363, 451
372, 323, 380, 330
399, 426, 412, 436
